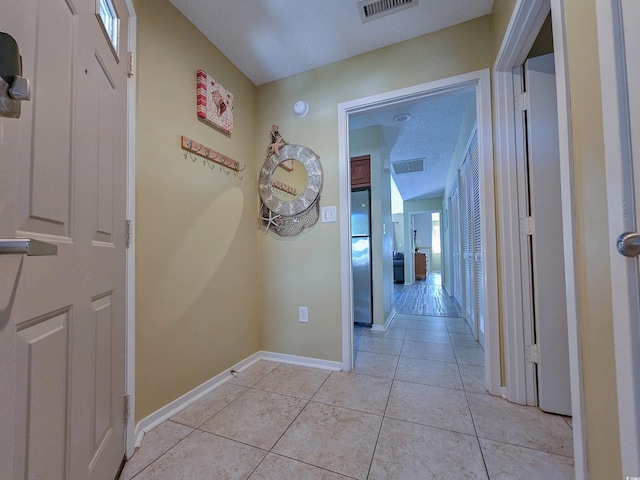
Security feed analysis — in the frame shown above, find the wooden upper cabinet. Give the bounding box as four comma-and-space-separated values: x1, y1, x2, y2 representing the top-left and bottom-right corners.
350, 155, 371, 188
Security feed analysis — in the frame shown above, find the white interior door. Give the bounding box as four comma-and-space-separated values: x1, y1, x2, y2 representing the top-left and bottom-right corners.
599, 0, 640, 474
0, 0, 129, 478
524, 53, 571, 416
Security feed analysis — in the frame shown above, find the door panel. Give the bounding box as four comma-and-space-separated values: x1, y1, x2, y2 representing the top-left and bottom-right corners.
0, 0, 129, 478
91, 293, 115, 467
94, 52, 117, 241
525, 53, 571, 416
19, 0, 75, 237
15, 312, 70, 480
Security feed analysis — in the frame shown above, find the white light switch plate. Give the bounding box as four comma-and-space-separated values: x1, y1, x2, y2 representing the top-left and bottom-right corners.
321, 206, 337, 223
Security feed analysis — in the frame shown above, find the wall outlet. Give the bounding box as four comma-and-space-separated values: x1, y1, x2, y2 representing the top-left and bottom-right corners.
298, 306, 309, 323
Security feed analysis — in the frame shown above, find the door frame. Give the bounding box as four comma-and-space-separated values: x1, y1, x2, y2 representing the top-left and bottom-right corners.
407, 209, 440, 285
597, 0, 640, 474
337, 69, 501, 396
492, 0, 585, 476
124, 0, 137, 459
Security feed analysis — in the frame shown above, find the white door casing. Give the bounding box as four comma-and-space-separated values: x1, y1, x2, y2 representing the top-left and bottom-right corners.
524, 53, 571, 416
493, 0, 584, 476
0, 0, 129, 478
338, 70, 501, 396
598, 0, 640, 475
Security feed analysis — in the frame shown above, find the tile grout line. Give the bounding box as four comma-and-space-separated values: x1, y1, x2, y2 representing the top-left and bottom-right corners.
128, 427, 200, 480
364, 330, 405, 480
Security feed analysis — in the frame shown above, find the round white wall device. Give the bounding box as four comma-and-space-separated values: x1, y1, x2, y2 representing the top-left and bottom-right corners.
293, 100, 309, 118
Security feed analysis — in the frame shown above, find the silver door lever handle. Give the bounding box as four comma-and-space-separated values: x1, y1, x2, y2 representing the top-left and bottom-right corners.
0, 238, 57, 256
617, 232, 640, 258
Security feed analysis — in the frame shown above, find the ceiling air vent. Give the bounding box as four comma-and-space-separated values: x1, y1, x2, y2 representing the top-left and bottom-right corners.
392, 159, 424, 175
358, 0, 418, 23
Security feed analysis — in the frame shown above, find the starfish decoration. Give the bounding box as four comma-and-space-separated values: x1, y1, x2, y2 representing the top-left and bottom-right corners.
269, 137, 286, 157
261, 209, 281, 232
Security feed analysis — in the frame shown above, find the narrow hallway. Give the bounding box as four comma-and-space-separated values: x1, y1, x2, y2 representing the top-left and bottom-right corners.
392, 272, 462, 317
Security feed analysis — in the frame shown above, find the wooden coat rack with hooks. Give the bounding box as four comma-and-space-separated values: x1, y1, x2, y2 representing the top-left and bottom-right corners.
181, 135, 245, 172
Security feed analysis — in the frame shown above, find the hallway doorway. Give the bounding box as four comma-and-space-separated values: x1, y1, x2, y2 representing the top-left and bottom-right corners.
338, 69, 500, 396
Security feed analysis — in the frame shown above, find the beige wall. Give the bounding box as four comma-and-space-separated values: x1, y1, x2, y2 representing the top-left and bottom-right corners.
562, 0, 621, 477
491, 0, 518, 58
256, 16, 492, 359
134, 0, 260, 420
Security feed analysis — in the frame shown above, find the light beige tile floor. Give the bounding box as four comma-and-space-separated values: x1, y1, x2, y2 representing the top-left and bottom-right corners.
121, 315, 574, 480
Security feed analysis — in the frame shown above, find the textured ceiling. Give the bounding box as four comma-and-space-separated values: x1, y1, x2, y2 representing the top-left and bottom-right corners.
168, 0, 494, 86
168, 0, 490, 201
350, 90, 476, 201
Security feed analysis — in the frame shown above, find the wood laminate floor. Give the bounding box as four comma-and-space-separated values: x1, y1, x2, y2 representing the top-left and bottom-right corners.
393, 272, 462, 317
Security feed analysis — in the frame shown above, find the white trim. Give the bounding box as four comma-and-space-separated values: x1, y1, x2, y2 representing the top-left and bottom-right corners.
338, 69, 500, 394
495, 65, 537, 406
494, 0, 551, 71
370, 309, 396, 331
475, 71, 500, 395
493, 0, 549, 406
597, 0, 640, 475
492, 0, 586, 477
338, 105, 354, 372
258, 351, 343, 371
133, 351, 341, 449
549, 2, 585, 476
124, 0, 137, 460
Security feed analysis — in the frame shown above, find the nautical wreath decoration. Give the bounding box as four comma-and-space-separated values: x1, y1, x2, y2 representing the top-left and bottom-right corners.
258, 125, 323, 237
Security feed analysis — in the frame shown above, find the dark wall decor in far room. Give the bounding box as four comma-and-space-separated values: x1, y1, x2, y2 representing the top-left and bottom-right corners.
258, 125, 323, 237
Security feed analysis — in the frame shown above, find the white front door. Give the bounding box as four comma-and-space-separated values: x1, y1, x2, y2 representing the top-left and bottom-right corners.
0, 0, 129, 478
599, 0, 640, 475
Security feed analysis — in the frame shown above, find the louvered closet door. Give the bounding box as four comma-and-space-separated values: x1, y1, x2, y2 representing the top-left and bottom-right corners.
458, 131, 482, 343
470, 133, 484, 345
459, 156, 475, 333
449, 188, 463, 306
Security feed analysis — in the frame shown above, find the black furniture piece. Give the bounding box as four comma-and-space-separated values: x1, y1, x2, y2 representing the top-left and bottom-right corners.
393, 252, 404, 283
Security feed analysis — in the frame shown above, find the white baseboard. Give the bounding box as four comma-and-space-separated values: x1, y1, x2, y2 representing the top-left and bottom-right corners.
258, 351, 342, 371
132, 351, 341, 453
371, 310, 397, 332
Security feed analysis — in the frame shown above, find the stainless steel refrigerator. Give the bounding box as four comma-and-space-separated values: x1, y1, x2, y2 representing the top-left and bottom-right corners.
351, 189, 372, 325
